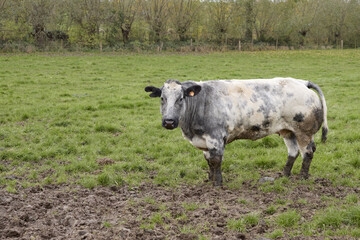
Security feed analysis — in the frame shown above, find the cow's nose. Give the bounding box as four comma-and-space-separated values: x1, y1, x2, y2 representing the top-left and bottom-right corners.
163, 119, 176, 129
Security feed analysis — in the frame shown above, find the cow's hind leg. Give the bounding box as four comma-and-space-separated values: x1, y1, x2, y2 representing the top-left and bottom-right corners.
298, 135, 316, 179
283, 132, 299, 177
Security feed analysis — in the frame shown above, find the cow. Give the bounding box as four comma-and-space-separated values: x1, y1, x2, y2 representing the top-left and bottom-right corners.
145, 78, 328, 186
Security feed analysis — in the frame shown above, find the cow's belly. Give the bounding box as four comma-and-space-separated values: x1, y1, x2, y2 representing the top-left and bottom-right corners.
226, 118, 285, 143
183, 133, 224, 151
190, 135, 208, 151
226, 128, 271, 143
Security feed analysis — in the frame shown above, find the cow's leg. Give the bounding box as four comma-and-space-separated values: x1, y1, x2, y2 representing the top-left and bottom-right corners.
204, 151, 222, 186
207, 152, 223, 187
283, 132, 299, 177
203, 136, 225, 186
297, 135, 315, 179
204, 151, 214, 181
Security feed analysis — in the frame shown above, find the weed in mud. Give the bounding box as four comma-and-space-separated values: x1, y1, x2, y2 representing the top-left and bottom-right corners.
179, 225, 198, 234
175, 213, 188, 222
103, 221, 112, 228
259, 180, 287, 193
227, 218, 246, 232
97, 173, 111, 186
5, 181, 16, 193
227, 213, 259, 232
275, 198, 287, 205
297, 198, 308, 205
79, 175, 97, 189
276, 210, 301, 228
236, 198, 248, 205
149, 212, 164, 225
345, 194, 358, 204
351, 228, 360, 238
269, 229, 284, 239
243, 213, 259, 227
182, 202, 200, 211
140, 222, 155, 230
264, 205, 277, 215
314, 207, 353, 230
143, 196, 156, 205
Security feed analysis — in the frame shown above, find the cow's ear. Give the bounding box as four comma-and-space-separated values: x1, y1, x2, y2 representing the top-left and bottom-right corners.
184, 85, 201, 97
145, 86, 162, 98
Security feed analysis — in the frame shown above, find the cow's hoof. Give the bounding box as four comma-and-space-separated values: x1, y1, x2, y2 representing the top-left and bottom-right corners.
283, 170, 291, 177
213, 181, 223, 187
300, 172, 310, 179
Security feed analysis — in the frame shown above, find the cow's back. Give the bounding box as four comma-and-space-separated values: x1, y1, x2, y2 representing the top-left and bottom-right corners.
193, 78, 323, 143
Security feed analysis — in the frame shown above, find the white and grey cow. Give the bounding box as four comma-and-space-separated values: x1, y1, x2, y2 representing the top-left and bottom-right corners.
145, 78, 328, 186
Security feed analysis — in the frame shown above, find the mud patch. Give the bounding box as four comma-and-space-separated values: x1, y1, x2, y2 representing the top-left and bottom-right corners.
0, 178, 358, 239
96, 157, 115, 166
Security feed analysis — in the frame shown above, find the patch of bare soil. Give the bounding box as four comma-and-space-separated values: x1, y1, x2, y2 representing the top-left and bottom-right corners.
0, 178, 358, 239
96, 158, 115, 166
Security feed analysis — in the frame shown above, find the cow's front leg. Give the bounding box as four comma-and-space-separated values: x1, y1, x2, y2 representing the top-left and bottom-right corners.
204, 149, 224, 187
204, 151, 214, 182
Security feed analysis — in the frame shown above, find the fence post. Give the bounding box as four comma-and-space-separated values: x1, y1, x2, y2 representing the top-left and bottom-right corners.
341, 40, 343, 49
238, 40, 241, 51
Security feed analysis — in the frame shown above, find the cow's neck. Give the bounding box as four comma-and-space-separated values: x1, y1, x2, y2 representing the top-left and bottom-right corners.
179, 95, 205, 139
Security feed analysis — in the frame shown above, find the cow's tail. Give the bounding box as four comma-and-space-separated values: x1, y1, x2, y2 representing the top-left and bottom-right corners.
306, 81, 328, 143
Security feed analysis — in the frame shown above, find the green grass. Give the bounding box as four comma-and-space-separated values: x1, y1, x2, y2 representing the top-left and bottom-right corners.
0, 50, 360, 238
182, 202, 201, 211
265, 205, 277, 215
276, 210, 301, 228
315, 206, 360, 229
227, 213, 260, 231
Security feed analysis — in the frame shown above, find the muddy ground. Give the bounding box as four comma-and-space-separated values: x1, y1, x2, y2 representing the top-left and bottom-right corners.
0, 176, 358, 240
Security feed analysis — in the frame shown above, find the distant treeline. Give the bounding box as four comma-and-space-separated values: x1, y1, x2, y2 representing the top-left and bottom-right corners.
0, 0, 360, 52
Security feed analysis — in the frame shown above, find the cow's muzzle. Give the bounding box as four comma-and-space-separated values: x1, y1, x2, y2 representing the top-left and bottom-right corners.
162, 119, 178, 130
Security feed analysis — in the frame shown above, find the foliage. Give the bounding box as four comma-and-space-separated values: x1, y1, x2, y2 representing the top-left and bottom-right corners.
1, 0, 360, 52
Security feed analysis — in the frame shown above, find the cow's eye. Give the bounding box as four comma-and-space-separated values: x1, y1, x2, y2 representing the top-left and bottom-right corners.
161, 97, 164, 101
179, 97, 183, 102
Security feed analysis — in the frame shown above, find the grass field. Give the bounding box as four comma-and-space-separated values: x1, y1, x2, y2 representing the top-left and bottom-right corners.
0, 50, 360, 239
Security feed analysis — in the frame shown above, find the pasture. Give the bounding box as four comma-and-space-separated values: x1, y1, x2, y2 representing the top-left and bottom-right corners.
0, 50, 360, 239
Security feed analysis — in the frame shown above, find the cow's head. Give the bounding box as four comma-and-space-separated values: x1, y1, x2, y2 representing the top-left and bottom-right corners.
145, 79, 201, 130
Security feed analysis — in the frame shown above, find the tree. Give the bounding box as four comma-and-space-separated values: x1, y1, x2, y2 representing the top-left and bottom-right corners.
269, 1, 294, 47
321, 0, 352, 47
346, 0, 360, 47
0, 0, 7, 13
244, 0, 255, 42
144, 0, 169, 43
111, 0, 140, 44
170, 0, 200, 41
26, 0, 55, 47
67, 0, 106, 47
207, 0, 234, 44
288, 0, 320, 46
253, 0, 277, 43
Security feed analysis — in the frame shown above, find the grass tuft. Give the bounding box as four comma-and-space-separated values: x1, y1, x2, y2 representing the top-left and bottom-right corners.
269, 229, 284, 239
315, 207, 344, 229
265, 205, 277, 215
276, 210, 301, 228
349, 159, 360, 169
227, 218, 246, 232
95, 124, 121, 134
